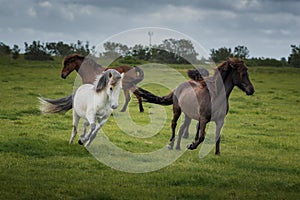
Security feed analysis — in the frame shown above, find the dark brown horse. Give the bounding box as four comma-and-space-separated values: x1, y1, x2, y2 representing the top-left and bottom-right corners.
137, 58, 255, 155
40, 54, 144, 114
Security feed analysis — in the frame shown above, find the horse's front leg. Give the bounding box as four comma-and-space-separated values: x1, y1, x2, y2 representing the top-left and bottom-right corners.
120, 89, 130, 112
79, 120, 89, 140
78, 122, 95, 145
78, 114, 95, 145
85, 117, 109, 147
187, 117, 208, 150
215, 120, 224, 155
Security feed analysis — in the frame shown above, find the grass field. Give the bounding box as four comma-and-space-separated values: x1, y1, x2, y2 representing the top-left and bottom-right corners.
0, 57, 299, 199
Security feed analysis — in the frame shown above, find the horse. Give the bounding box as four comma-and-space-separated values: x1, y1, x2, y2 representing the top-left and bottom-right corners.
136, 58, 255, 155
69, 69, 123, 147
39, 54, 144, 114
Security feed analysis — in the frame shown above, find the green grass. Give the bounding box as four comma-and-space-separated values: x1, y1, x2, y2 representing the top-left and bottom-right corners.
0, 57, 299, 199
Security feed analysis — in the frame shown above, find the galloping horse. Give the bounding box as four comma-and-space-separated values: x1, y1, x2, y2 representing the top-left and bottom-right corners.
69, 69, 123, 146
39, 54, 144, 114
62, 54, 144, 112
137, 58, 255, 155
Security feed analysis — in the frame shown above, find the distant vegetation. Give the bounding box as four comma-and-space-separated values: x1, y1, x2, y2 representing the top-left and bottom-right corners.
0, 40, 299, 67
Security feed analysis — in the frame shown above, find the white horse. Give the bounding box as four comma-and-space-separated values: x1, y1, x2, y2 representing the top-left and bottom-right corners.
69, 69, 123, 147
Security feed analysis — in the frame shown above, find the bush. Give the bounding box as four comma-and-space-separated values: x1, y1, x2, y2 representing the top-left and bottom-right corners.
24, 41, 53, 61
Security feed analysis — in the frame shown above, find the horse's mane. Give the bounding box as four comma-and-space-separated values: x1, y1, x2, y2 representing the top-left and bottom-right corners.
94, 69, 122, 92
62, 54, 84, 65
63, 54, 103, 70
216, 57, 246, 71
191, 58, 246, 101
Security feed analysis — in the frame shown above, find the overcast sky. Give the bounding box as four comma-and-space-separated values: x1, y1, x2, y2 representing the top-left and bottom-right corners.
1, 0, 299, 59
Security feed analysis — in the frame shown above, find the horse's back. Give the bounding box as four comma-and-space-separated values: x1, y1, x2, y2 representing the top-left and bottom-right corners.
175, 81, 211, 120
73, 84, 95, 117
114, 66, 132, 73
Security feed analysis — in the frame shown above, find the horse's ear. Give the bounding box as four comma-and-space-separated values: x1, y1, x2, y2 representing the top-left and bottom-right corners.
96, 72, 109, 92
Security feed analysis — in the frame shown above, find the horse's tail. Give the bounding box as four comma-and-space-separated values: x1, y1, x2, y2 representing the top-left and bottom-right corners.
134, 87, 173, 105
132, 66, 144, 84
39, 93, 73, 114
187, 68, 209, 81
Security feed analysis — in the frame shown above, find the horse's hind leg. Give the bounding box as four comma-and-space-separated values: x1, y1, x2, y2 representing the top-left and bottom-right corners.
176, 115, 191, 150
132, 88, 144, 112
168, 102, 181, 150
120, 89, 130, 112
70, 113, 80, 144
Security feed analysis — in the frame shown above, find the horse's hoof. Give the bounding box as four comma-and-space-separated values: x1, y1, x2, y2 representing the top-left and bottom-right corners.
187, 143, 194, 150
182, 134, 189, 139
175, 147, 181, 151
167, 144, 173, 150
78, 139, 84, 145
140, 109, 144, 113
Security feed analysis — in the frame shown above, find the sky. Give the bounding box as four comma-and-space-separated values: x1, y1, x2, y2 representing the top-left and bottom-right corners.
0, 0, 299, 59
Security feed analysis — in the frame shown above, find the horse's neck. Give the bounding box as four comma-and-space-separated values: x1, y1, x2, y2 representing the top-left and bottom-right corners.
78, 63, 104, 84
208, 69, 234, 111
217, 69, 235, 99
223, 74, 234, 99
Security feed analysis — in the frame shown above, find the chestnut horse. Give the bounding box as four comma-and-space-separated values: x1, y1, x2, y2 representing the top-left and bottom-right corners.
137, 58, 255, 155
40, 54, 144, 114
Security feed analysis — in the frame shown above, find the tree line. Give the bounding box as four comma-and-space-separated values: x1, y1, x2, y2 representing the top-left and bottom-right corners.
101, 39, 199, 64
0, 40, 94, 61
0, 40, 299, 67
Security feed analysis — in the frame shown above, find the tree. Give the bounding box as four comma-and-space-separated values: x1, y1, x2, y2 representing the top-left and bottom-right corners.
288, 45, 300, 68
11, 45, 20, 59
131, 44, 150, 60
233, 45, 250, 59
101, 42, 129, 59
24, 41, 53, 60
71, 40, 95, 56
156, 39, 198, 64
0, 42, 11, 56
46, 41, 74, 56
210, 47, 233, 62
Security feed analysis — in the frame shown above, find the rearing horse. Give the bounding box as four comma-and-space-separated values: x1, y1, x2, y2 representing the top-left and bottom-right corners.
40, 54, 144, 114
137, 58, 255, 155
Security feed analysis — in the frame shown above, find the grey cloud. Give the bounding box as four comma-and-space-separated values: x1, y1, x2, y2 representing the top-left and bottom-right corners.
0, 0, 299, 58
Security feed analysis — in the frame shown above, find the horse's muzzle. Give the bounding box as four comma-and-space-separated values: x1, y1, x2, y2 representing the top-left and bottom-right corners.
111, 104, 119, 109
61, 74, 67, 79
246, 86, 255, 95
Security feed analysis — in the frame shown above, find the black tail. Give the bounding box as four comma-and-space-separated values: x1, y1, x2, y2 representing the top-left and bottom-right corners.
39, 94, 73, 114
135, 87, 173, 105
187, 68, 209, 81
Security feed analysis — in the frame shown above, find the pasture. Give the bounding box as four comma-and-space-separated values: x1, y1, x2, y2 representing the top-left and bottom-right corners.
0, 56, 299, 199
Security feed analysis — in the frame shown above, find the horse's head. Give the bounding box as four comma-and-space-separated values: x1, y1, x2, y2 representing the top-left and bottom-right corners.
96, 69, 123, 109
61, 54, 84, 79
227, 58, 255, 95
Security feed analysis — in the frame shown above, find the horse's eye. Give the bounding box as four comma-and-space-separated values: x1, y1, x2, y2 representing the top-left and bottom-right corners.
110, 87, 113, 91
